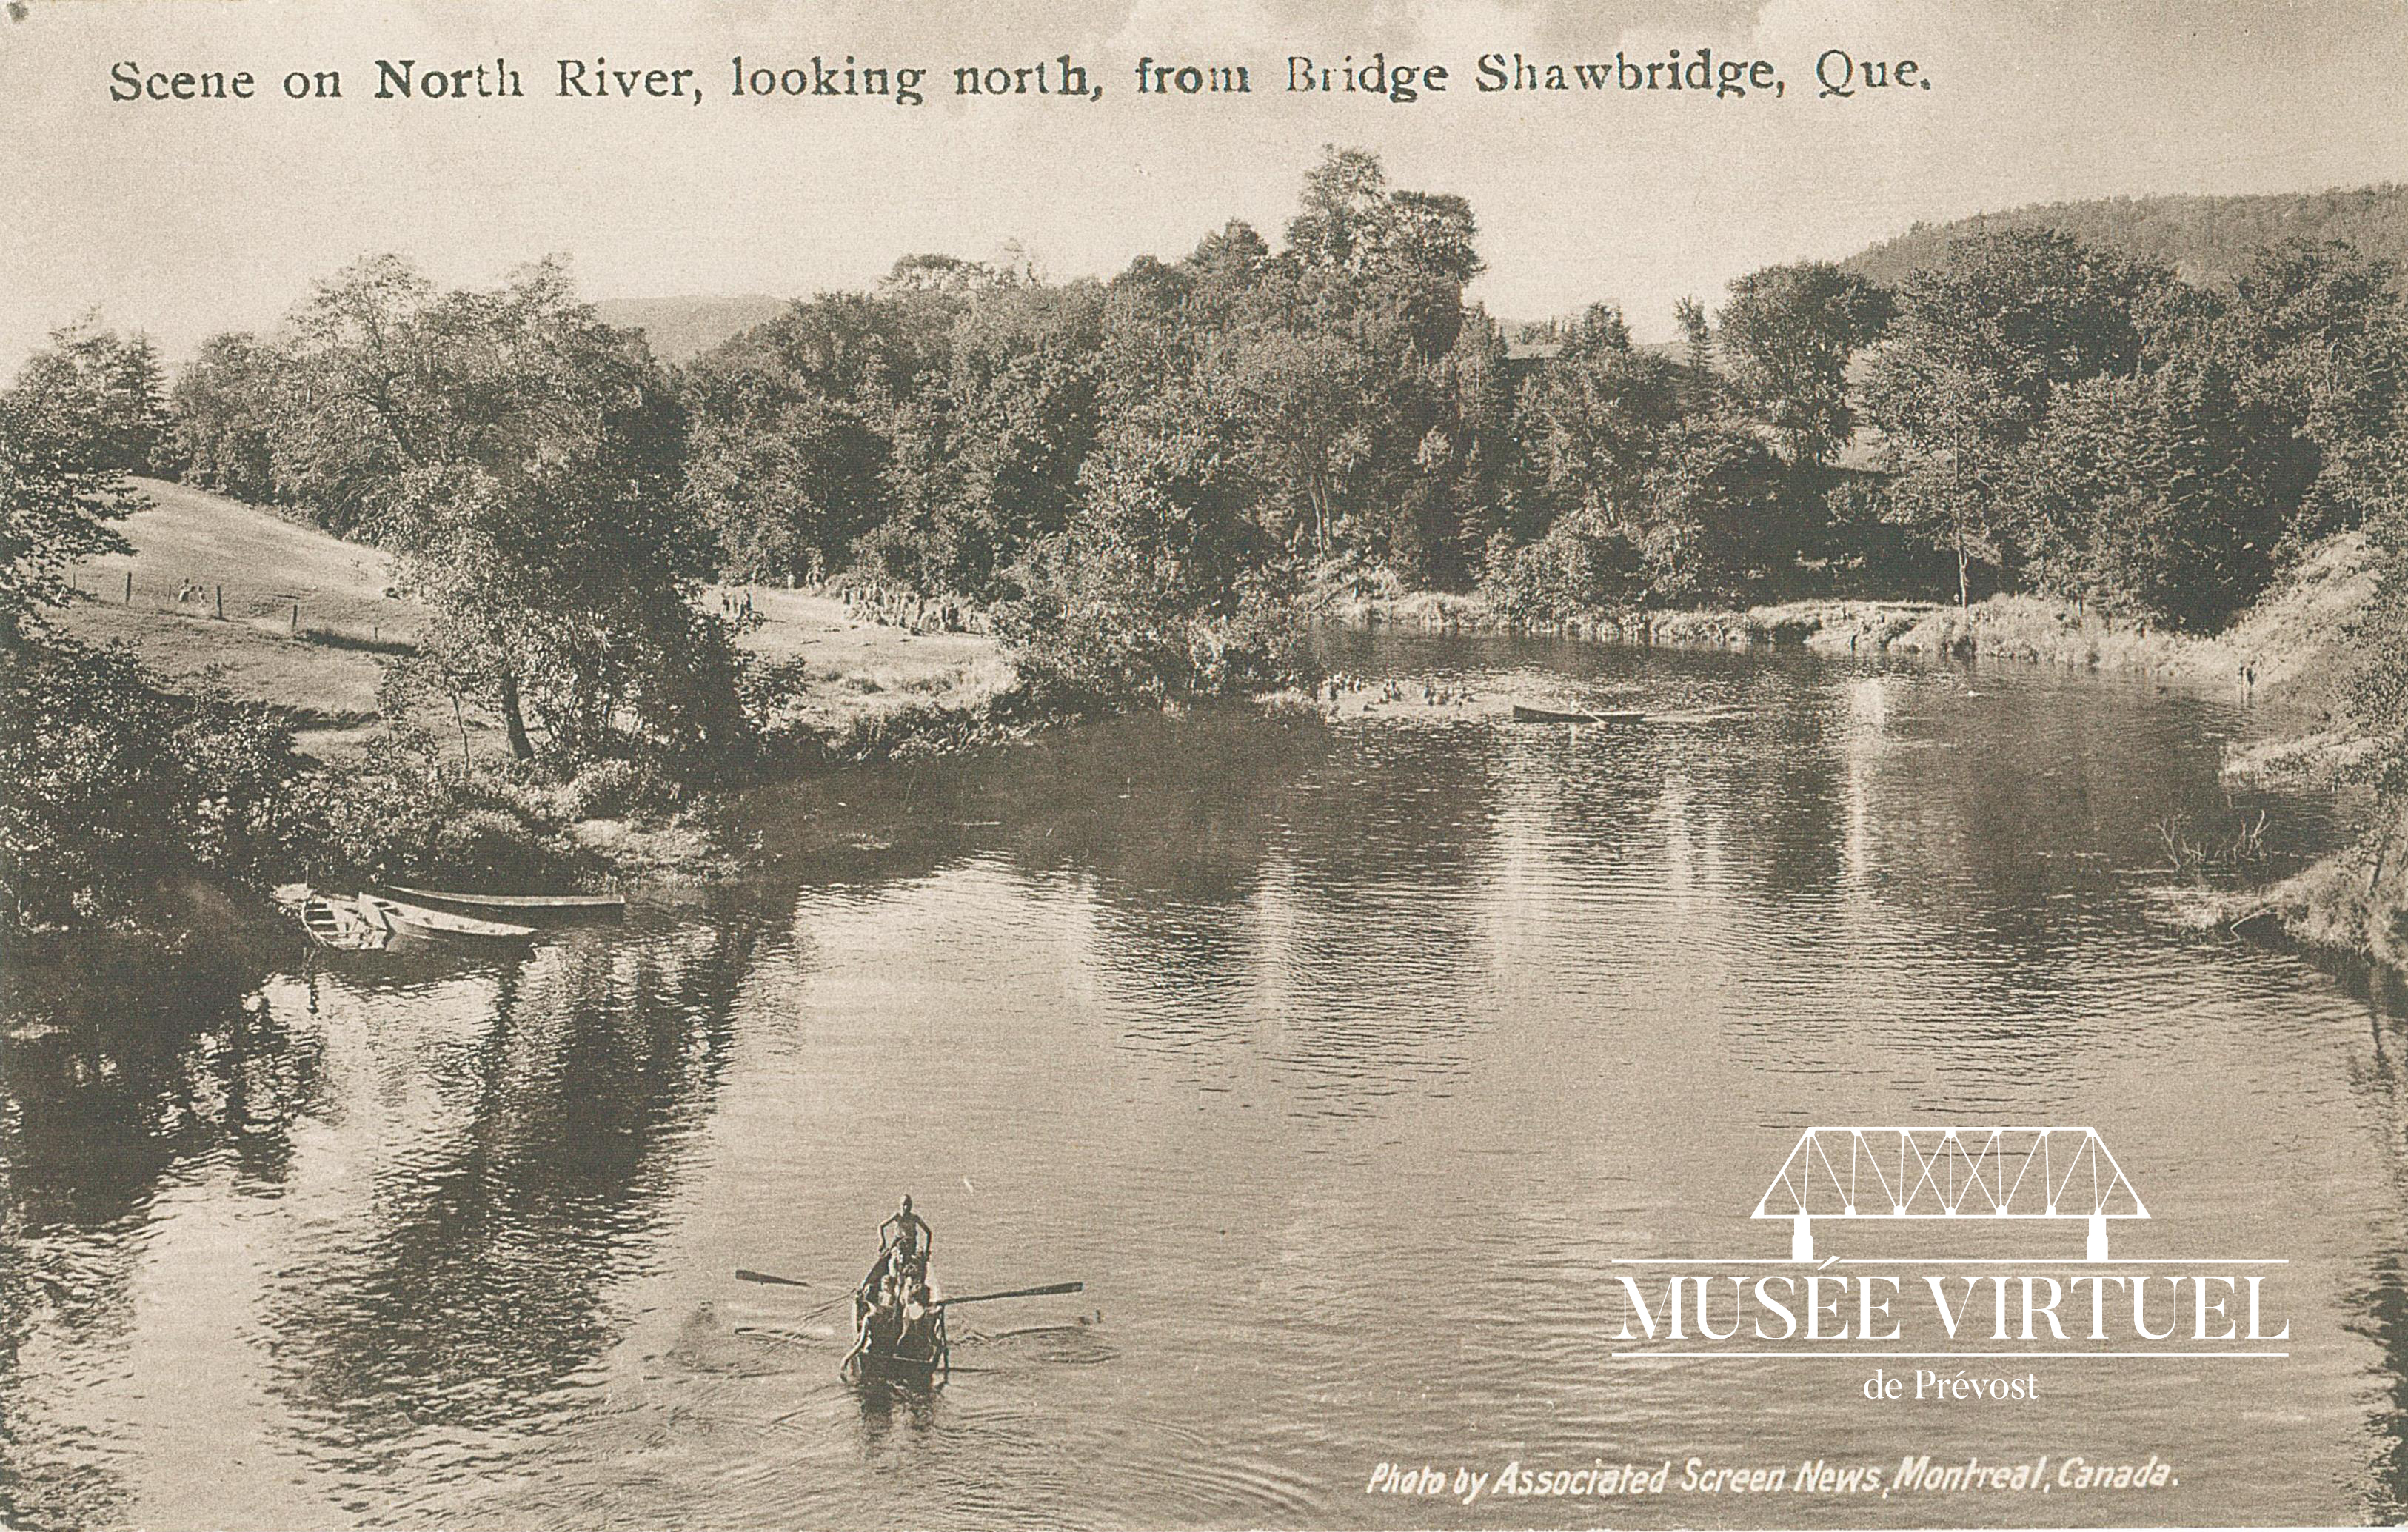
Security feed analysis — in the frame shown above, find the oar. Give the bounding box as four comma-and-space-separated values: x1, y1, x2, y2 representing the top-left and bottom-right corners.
935, 1281, 1083, 1308
735, 1268, 811, 1288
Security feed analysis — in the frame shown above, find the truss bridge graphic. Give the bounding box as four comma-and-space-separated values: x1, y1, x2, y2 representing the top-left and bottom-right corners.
1753, 1126, 2149, 1261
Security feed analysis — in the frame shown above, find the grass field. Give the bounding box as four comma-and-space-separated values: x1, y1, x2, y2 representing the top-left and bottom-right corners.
60, 479, 1011, 759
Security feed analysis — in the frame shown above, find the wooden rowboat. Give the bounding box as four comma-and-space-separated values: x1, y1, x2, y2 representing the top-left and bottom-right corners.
377, 884, 626, 923
359, 894, 537, 946
846, 1280, 951, 1390
298, 895, 388, 951
1511, 703, 1646, 724
843, 1320, 950, 1389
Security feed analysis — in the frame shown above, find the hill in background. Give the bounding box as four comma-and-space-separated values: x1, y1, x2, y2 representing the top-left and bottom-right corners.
595, 295, 789, 364
595, 186, 2408, 362
1844, 184, 2408, 287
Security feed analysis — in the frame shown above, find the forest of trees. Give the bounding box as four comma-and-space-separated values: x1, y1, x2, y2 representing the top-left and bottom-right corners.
162, 150, 2408, 663
11, 148, 2408, 928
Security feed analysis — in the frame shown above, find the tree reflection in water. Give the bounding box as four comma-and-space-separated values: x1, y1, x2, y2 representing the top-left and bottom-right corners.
254, 917, 762, 1462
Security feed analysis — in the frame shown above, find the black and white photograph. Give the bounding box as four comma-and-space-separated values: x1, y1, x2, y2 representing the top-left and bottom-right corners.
7, 1, 2408, 1526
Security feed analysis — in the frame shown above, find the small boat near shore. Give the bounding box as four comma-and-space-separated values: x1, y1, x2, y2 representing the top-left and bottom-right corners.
376, 884, 626, 923
360, 894, 537, 946
1511, 703, 1646, 724
298, 894, 388, 951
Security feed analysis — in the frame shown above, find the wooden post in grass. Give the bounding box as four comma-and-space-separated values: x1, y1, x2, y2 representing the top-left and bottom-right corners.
124, 572, 132, 603
215, 585, 224, 620
291, 602, 299, 633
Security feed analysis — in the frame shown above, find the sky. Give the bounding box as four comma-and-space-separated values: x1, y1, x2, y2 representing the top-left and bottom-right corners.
6, 0, 2408, 370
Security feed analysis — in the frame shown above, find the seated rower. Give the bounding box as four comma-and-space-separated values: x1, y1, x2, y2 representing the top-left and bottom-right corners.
857, 1278, 905, 1357
897, 1277, 941, 1362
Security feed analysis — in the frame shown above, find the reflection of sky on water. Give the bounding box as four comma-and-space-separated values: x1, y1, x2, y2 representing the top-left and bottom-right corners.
4, 632, 2407, 1529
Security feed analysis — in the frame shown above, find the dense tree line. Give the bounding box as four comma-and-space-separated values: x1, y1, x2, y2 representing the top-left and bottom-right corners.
120, 149, 2408, 676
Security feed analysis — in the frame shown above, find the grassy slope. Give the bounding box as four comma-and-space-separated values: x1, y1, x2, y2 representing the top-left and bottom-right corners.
58, 479, 421, 746
59, 479, 1010, 758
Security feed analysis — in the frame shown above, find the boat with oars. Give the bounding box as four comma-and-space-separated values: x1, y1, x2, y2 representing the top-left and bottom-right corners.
739, 1202, 1082, 1391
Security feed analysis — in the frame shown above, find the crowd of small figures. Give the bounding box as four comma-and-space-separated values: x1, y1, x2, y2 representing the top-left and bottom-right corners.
1322, 671, 1481, 714
840, 583, 979, 635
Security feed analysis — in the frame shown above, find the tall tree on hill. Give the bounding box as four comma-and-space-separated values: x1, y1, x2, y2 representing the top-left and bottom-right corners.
172, 332, 283, 502
1674, 296, 1716, 412
1864, 229, 2167, 603
8, 316, 172, 478
2024, 355, 2309, 629
1213, 147, 1486, 578
1514, 304, 1685, 540
874, 278, 1108, 600
284, 256, 745, 765
680, 291, 940, 583
2220, 239, 2408, 544
1716, 262, 1893, 468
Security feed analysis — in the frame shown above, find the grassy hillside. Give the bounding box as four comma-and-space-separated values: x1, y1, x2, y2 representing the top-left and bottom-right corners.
58, 479, 423, 746
59, 479, 1008, 758
1845, 184, 2408, 287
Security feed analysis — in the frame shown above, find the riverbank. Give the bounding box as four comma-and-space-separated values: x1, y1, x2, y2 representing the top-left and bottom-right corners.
1328, 534, 2407, 974
1326, 532, 2376, 702
55, 481, 1026, 897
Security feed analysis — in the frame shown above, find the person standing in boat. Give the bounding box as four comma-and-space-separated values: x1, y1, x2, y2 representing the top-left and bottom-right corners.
881, 1196, 933, 1268
861, 1196, 934, 1293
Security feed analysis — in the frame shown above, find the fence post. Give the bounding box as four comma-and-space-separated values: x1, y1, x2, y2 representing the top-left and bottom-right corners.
291, 603, 299, 633
124, 571, 133, 603
215, 585, 224, 621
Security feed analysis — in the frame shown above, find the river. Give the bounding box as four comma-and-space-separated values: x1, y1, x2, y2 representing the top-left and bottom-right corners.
5, 632, 2407, 1529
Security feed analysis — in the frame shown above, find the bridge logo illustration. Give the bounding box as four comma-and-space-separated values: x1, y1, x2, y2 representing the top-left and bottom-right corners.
1753, 1125, 2147, 1262
1605, 1123, 2286, 1362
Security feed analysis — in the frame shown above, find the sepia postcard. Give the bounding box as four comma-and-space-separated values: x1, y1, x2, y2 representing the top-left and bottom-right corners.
7, 1, 2408, 1528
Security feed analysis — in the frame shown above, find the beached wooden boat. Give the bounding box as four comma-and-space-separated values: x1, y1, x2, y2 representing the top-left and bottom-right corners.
377, 884, 626, 923
359, 894, 537, 946
298, 895, 389, 951
1511, 703, 1646, 724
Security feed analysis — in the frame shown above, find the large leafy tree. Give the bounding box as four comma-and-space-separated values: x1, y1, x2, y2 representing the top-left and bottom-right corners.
1716, 261, 1893, 468
8, 315, 173, 476
1005, 395, 1298, 708
875, 277, 1108, 600
172, 331, 284, 502
2218, 239, 2408, 544
0, 330, 147, 652
1208, 149, 1488, 578
680, 292, 934, 582
1513, 304, 1685, 538
284, 256, 744, 764
1863, 229, 2168, 602
2025, 357, 2309, 629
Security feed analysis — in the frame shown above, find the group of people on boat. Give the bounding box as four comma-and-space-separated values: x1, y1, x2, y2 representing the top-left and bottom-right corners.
851, 1196, 943, 1371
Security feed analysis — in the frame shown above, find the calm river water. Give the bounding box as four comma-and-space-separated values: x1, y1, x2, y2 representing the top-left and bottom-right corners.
7, 633, 2408, 1529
